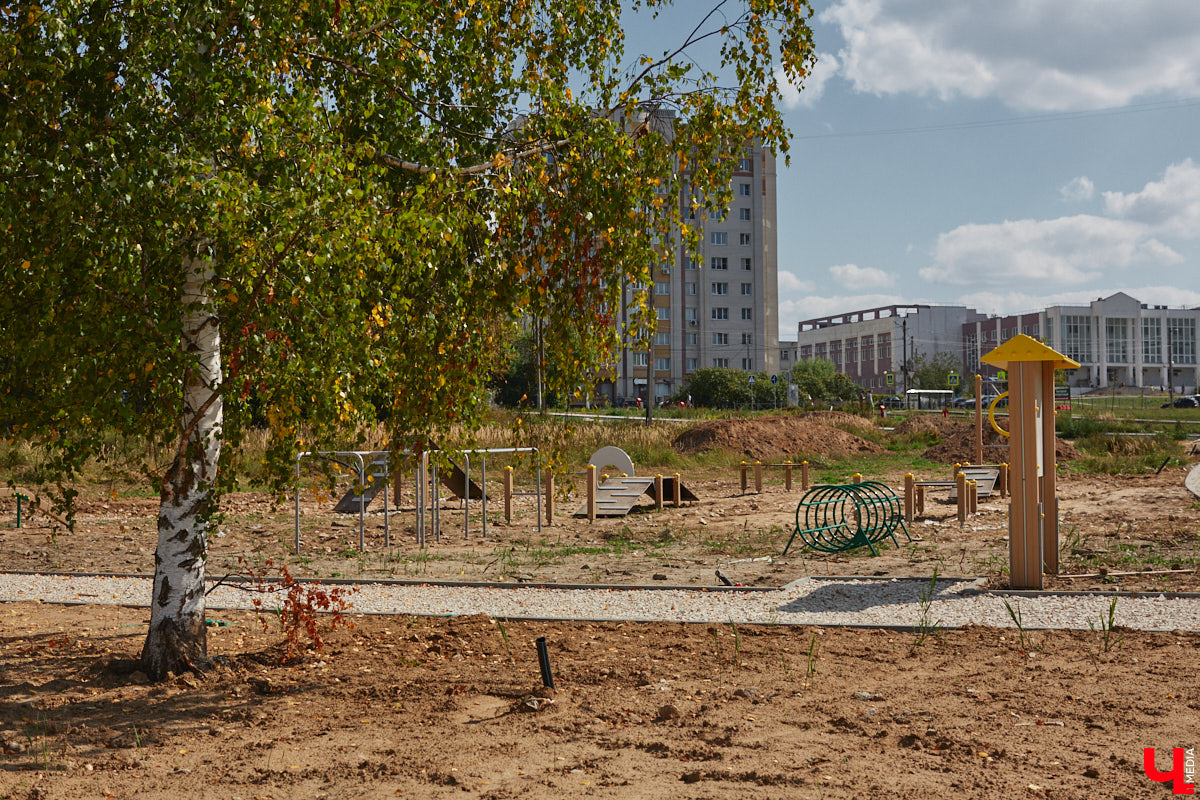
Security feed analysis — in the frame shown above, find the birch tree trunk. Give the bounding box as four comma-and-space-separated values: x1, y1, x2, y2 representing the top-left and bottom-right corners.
141, 249, 223, 679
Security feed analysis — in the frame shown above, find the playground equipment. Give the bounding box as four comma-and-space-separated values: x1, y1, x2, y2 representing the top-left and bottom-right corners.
738, 460, 810, 494
782, 480, 911, 556
981, 334, 1079, 589
573, 446, 698, 518
293, 446, 543, 552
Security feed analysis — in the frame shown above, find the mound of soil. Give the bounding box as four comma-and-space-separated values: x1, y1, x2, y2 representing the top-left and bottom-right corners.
922, 425, 1080, 465
891, 414, 966, 438
798, 410, 881, 436
673, 415, 884, 461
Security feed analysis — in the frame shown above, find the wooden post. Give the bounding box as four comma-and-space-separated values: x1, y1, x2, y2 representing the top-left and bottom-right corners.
973, 374, 984, 465
903, 473, 915, 523
673, 473, 682, 507
801, 461, 809, 490
503, 466, 513, 523
545, 471, 555, 526
851, 472, 862, 484
585, 464, 595, 521
784, 461, 793, 491
997, 462, 1008, 499
916, 484, 926, 515
740, 461, 748, 494
754, 461, 763, 494
969, 480, 978, 515
956, 471, 967, 526
654, 474, 663, 510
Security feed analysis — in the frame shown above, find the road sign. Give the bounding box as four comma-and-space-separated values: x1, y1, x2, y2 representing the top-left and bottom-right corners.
770, 374, 778, 385
748, 375, 756, 384
948, 372, 960, 387
885, 373, 894, 386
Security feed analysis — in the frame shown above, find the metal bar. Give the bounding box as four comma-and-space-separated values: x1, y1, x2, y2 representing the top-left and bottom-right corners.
481, 454, 488, 540
464, 451, 470, 541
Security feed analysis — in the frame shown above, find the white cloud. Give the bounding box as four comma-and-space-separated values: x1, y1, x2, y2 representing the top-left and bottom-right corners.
922, 160, 1196, 291
829, 263, 895, 289
778, 270, 815, 293
1059, 176, 1094, 203
820, 0, 1200, 110
776, 51, 840, 109
1102, 158, 1200, 237
958, 286, 1200, 317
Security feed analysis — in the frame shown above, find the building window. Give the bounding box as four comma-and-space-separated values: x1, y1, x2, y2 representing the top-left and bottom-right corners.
713, 357, 729, 368
739, 233, 751, 245
741, 257, 752, 270
739, 183, 751, 197
741, 333, 753, 345
711, 282, 728, 295
686, 256, 700, 270
632, 352, 648, 367
654, 357, 670, 371
737, 158, 752, 172
655, 332, 671, 346
654, 281, 670, 295
659, 263, 670, 276
860, 336, 873, 363
741, 308, 752, 321
686, 332, 698, 345
711, 257, 728, 270
707, 208, 728, 221
1106, 318, 1129, 364
686, 282, 696, 296
712, 307, 729, 320
800, 345, 812, 360
1169, 317, 1197, 364
656, 307, 669, 321
710, 231, 727, 245
845, 338, 857, 365
740, 282, 752, 296
877, 333, 890, 360
739, 208, 751, 221
686, 357, 697, 371
830, 341, 841, 369
1142, 318, 1162, 364
742, 357, 753, 370
1062, 315, 1092, 363
781, 350, 790, 362
685, 307, 697, 322
713, 332, 729, 345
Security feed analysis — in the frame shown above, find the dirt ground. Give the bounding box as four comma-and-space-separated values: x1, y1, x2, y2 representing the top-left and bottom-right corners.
2, 413, 1200, 797
3, 603, 1200, 799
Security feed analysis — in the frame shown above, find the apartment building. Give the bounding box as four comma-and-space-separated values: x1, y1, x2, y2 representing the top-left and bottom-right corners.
1043, 292, 1200, 392
795, 304, 987, 393
962, 312, 1043, 380
604, 134, 779, 403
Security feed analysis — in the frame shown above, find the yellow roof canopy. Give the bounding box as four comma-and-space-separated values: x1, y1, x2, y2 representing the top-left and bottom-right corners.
981, 334, 1080, 370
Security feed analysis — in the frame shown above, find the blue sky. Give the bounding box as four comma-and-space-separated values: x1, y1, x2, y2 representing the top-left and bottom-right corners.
768, 0, 1200, 336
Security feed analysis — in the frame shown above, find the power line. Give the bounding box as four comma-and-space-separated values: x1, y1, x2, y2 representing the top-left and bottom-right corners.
793, 96, 1200, 142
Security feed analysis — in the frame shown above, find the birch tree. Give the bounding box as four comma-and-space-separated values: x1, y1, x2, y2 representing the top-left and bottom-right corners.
0, 0, 816, 678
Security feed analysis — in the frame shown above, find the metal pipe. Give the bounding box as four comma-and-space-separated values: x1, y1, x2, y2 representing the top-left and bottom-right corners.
535, 637, 555, 689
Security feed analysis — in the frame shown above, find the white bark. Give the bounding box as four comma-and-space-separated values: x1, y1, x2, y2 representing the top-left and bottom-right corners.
141, 247, 223, 679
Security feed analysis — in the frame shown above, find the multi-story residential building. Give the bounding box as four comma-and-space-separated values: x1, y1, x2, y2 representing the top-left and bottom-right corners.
1043, 292, 1199, 392
603, 130, 779, 404
795, 304, 987, 393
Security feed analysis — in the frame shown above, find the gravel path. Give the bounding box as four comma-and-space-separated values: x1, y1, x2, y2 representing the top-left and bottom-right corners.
5, 572, 1200, 631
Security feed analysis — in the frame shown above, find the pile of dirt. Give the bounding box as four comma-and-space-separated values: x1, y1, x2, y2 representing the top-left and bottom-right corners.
922, 425, 1080, 465
891, 414, 967, 438
673, 415, 884, 461
798, 410, 882, 436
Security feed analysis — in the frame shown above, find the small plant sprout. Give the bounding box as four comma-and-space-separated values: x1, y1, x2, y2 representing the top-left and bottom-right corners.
1088, 596, 1124, 655
1002, 599, 1037, 652
910, 566, 943, 651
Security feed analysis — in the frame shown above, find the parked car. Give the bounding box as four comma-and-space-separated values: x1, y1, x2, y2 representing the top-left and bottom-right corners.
950, 396, 975, 408
1161, 396, 1200, 408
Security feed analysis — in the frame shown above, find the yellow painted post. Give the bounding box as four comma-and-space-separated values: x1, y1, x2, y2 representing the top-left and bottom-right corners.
503, 466, 513, 523
916, 484, 926, 516
969, 480, 978, 515
740, 461, 748, 495
754, 461, 763, 494
997, 462, 1008, 499
654, 474, 663, 510
586, 464, 596, 522
903, 473, 915, 522
545, 472, 554, 526
852, 472, 862, 484
673, 473, 682, 507
956, 471, 967, 526
784, 461, 793, 491
801, 461, 809, 490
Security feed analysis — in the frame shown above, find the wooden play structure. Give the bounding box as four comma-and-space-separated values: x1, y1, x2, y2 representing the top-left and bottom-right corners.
981, 334, 1079, 589
573, 446, 698, 519
737, 460, 811, 494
